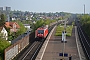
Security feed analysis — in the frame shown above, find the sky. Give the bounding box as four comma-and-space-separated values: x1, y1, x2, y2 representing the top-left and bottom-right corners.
0, 0, 90, 13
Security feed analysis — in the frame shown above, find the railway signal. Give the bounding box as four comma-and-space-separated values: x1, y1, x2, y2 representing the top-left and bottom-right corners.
60, 30, 67, 60
59, 20, 69, 60
61, 31, 67, 43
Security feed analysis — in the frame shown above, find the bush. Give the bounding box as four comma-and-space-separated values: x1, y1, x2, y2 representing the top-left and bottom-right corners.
55, 25, 73, 36
0, 38, 11, 60
80, 15, 90, 38
8, 36, 13, 41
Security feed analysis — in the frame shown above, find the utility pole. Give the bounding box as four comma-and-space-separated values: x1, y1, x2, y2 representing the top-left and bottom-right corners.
7, 15, 10, 22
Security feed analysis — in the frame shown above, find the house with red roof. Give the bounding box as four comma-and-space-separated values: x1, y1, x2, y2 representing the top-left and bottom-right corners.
5, 22, 20, 32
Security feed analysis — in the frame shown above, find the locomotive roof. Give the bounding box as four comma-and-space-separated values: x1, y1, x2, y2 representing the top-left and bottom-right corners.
37, 27, 48, 30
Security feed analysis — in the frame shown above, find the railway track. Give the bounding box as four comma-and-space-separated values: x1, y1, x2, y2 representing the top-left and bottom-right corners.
13, 22, 57, 60
77, 21, 90, 60
21, 40, 43, 60
20, 24, 56, 60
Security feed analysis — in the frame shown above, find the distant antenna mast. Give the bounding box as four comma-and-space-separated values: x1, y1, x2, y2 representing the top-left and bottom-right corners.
84, 4, 85, 15
7, 15, 10, 22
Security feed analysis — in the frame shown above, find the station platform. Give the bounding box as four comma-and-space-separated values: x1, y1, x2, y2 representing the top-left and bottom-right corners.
35, 26, 86, 60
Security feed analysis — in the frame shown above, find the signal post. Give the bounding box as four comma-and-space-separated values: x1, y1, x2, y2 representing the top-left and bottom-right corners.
59, 20, 72, 60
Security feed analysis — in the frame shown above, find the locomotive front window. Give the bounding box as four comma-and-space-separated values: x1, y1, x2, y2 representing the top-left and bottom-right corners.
38, 30, 44, 34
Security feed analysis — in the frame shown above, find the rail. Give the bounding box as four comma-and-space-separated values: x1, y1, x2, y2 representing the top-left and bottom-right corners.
77, 22, 90, 60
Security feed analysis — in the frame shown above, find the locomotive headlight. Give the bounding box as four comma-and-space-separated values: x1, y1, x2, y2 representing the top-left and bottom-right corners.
38, 34, 43, 37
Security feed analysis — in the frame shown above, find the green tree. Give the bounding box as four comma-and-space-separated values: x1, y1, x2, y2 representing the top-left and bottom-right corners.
34, 20, 44, 30
79, 14, 90, 37
0, 14, 6, 27
15, 21, 27, 37
31, 19, 56, 32
0, 38, 10, 60
0, 33, 3, 38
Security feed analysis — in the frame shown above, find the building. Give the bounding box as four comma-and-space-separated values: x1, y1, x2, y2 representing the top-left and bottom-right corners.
0, 7, 3, 11
12, 17, 16, 21
0, 27, 8, 40
5, 22, 20, 32
24, 24, 30, 29
5, 6, 11, 11
24, 24, 32, 32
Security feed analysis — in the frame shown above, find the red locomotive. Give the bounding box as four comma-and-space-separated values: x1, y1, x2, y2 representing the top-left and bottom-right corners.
35, 25, 48, 39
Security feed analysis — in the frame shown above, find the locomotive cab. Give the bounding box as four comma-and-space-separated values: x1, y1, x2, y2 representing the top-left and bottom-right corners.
37, 30, 44, 38
35, 27, 48, 39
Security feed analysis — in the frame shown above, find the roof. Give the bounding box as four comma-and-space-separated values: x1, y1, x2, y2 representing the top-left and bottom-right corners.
5, 22, 20, 29
37, 27, 48, 30
24, 24, 30, 26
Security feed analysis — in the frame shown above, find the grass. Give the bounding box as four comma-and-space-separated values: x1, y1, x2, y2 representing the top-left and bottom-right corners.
55, 25, 73, 36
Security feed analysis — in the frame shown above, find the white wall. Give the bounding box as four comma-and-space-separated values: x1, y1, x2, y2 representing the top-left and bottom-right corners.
1, 27, 8, 40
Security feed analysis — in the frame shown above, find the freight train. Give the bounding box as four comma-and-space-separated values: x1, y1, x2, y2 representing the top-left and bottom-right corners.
35, 25, 48, 39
